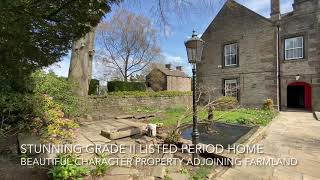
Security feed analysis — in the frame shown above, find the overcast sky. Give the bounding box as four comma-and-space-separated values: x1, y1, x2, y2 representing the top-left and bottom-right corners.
47, 0, 294, 78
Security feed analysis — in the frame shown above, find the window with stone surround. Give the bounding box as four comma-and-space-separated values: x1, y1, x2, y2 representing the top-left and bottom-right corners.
224, 43, 238, 66
224, 79, 239, 98
285, 36, 304, 60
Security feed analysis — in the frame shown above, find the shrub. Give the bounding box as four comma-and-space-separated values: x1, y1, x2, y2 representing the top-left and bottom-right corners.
91, 153, 109, 177
0, 71, 81, 143
262, 98, 274, 110
214, 96, 238, 110
107, 81, 146, 92
30, 94, 79, 143
31, 71, 83, 117
89, 79, 99, 95
48, 153, 89, 180
164, 131, 181, 144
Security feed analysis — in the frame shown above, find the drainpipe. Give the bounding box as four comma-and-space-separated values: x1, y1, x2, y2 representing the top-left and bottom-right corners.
276, 25, 281, 111
271, 0, 281, 111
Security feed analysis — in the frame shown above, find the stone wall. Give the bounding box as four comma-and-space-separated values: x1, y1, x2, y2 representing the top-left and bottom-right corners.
198, 1, 278, 108
167, 76, 191, 92
280, 0, 320, 111
87, 95, 192, 114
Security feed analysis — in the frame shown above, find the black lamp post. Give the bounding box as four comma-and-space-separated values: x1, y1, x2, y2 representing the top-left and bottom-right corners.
184, 30, 205, 161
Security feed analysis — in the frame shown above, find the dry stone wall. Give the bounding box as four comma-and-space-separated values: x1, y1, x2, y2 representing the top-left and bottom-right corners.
87, 95, 192, 115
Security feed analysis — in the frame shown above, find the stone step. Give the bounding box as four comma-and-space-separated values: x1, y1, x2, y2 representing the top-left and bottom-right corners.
101, 126, 142, 140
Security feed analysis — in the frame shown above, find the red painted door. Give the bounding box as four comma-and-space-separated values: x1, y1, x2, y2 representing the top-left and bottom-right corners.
304, 84, 312, 110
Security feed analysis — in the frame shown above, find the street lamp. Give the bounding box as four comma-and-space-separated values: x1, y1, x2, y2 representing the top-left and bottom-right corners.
184, 30, 205, 161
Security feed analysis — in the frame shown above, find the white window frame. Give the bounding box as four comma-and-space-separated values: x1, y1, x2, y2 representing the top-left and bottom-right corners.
284, 36, 304, 60
224, 79, 238, 98
224, 43, 238, 66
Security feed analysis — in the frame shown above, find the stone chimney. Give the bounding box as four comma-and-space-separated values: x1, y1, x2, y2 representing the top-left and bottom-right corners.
271, 0, 281, 22
165, 64, 172, 70
176, 66, 183, 71
293, 0, 317, 12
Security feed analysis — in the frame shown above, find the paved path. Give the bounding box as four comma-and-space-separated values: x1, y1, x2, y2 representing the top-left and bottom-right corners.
218, 111, 320, 180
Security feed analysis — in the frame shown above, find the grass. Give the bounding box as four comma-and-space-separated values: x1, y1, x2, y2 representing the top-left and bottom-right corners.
134, 106, 277, 128
191, 166, 213, 180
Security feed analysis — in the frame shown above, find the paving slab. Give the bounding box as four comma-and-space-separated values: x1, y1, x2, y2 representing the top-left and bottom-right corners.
217, 111, 320, 180
108, 167, 139, 176
167, 173, 189, 180
101, 175, 133, 180
151, 165, 165, 179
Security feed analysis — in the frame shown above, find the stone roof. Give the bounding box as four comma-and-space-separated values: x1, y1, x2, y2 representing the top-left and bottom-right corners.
156, 67, 190, 78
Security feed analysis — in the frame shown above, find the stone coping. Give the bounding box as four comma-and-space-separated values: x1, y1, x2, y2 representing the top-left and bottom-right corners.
314, 111, 320, 121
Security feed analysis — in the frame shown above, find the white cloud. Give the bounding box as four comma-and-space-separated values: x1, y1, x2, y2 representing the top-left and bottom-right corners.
163, 52, 186, 65
162, 52, 192, 75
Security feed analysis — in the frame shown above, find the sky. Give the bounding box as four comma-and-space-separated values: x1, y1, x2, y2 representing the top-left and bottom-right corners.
47, 0, 294, 78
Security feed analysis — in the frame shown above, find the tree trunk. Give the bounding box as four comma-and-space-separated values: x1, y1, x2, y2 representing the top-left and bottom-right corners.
68, 28, 96, 96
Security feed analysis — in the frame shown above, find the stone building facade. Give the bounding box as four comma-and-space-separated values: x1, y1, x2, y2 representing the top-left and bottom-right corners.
146, 64, 191, 91
198, 0, 320, 111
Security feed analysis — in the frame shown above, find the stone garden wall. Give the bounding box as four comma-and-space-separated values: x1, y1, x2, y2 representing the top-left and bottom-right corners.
87, 95, 192, 114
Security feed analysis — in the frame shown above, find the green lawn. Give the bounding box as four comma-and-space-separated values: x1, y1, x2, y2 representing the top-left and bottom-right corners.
132, 106, 277, 128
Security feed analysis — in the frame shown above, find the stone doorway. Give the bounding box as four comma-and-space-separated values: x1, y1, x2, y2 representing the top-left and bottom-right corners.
287, 82, 312, 110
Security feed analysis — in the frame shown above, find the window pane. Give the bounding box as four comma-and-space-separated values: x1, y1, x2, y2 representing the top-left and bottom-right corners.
297, 48, 303, 58
225, 79, 238, 98
296, 37, 303, 47
231, 44, 237, 54
231, 55, 237, 65
285, 39, 294, 49
224, 46, 228, 56
285, 39, 290, 49
289, 49, 294, 59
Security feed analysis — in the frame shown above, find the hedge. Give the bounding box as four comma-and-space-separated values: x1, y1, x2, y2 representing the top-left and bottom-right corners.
107, 81, 146, 92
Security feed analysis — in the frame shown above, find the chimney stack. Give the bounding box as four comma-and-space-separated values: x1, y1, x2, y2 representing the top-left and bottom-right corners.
165, 64, 172, 70
176, 66, 183, 71
271, 0, 281, 22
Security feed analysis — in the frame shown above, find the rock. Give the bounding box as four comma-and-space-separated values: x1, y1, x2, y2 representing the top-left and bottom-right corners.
109, 167, 139, 176
115, 115, 134, 119
17, 133, 57, 160
151, 165, 166, 179
167, 173, 189, 180
157, 133, 167, 139
135, 136, 155, 144
18, 133, 41, 154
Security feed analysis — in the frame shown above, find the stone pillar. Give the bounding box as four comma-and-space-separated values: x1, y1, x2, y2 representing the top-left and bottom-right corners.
271, 0, 281, 22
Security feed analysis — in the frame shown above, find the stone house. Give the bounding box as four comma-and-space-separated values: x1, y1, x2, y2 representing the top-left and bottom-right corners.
146, 64, 191, 91
198, 0, 320, 111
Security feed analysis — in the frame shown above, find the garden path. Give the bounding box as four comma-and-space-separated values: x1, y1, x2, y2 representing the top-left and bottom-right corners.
217, 111, 320, 180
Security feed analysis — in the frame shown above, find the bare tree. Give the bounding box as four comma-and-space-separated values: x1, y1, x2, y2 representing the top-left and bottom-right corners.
68, 0, 224, 95
95, 9, 160, 82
